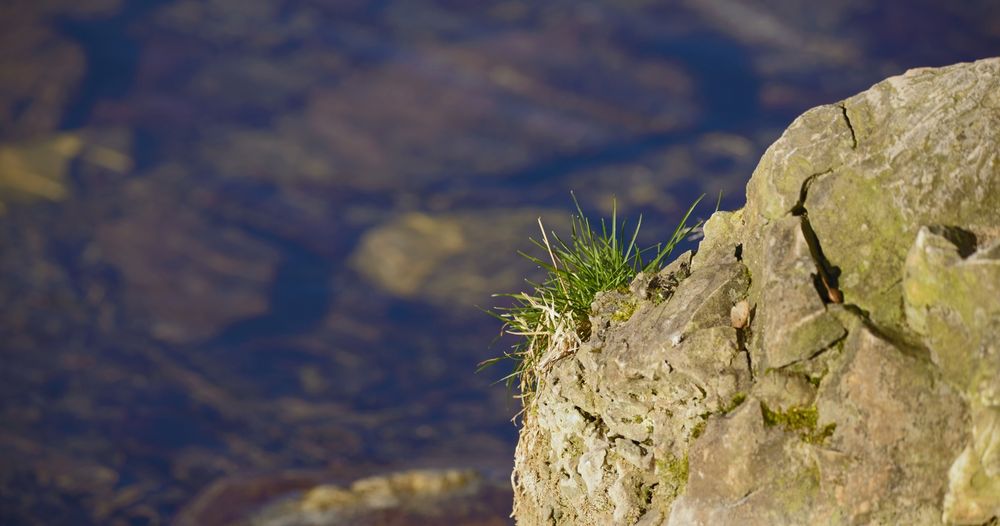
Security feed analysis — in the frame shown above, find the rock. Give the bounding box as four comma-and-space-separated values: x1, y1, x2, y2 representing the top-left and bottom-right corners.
752, 215, 846, 369
245, 468, 512, 526
946, 443, 1000, 525
513, 58, 1000, 525
0, 129, 133, 214
0, 133, 81, 209
350, 208, 570, 306
811, 326, 967, 524
903, 226, 1000, 524
903, 227, 1000, 401
512, 244, 753, 525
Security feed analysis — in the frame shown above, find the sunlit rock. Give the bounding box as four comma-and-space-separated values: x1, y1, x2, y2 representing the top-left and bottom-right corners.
513, 58, 1000, 525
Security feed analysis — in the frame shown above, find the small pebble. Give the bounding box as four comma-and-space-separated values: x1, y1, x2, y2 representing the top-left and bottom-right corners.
731, 300, 751, 329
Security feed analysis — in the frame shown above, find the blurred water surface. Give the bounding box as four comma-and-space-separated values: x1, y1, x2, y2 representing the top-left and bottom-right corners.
1, 1, 999, 524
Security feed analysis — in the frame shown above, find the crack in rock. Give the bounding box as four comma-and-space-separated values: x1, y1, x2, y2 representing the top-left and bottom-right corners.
838, 103, 858, 149
799, 216, 843, 305
775, 329, 847, 370
838, 303, 934, 364
789, 169, 843, 305
790, 169, 833, 216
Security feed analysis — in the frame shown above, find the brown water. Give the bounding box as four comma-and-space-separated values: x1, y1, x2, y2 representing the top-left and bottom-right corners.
1, 1, 998, 524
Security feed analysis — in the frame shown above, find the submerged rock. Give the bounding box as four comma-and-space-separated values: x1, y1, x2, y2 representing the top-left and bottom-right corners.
0, 128, 132, 213
351, 208, 570, 306
246, 468, 512, 526
513, 58, 1000, 525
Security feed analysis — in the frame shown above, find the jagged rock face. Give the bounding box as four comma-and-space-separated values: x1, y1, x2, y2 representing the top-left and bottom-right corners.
512, 58, 1000, 525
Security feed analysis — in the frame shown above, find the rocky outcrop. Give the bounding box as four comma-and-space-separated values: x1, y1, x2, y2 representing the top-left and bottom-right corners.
512, 58, 1000, 525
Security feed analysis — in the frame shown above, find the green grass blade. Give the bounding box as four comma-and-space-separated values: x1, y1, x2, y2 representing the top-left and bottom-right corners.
480, 193, 710, 418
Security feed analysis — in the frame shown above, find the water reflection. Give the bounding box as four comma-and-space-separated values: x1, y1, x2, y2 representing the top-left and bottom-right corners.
1, 1, 998, 524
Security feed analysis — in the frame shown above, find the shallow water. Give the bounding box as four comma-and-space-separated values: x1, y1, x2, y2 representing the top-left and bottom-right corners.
1, 1, 998, 523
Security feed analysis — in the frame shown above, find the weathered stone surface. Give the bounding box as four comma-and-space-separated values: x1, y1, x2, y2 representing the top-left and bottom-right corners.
812, 326, 968, 524
903, 226, 1000, 523
747, 59, 1000, 334
512, 251, 753, 526
514, 58, 1000, 525
667, 400, 817, 526
904, 227, 1000, 398
753, 216, 846, 369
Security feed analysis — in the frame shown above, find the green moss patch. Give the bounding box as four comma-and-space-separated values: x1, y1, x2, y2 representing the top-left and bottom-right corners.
760, 402, 836, 445
691, 420, 707, 439
657, 453, 689, 496
611, 299, 639, 322
721, 393, 747, 414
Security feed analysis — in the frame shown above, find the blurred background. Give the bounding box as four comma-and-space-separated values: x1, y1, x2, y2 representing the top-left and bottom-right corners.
1, 1, 998, 524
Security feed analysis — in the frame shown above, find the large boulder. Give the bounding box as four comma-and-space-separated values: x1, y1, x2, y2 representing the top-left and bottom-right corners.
513, 58, 1000, 525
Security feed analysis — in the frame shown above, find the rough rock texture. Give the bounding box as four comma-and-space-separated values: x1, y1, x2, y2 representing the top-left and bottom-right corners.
513, 58, 1000, 525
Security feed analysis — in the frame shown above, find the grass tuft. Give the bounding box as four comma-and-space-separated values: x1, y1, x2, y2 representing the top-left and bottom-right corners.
479, 194, 705, 419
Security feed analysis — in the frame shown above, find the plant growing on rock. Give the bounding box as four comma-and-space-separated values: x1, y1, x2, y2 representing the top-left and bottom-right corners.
480, 194, 705, 417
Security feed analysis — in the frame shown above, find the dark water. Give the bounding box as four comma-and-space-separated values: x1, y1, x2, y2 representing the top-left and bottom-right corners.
1, 1, 999, 524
